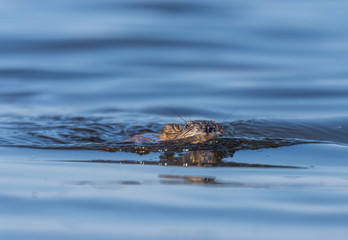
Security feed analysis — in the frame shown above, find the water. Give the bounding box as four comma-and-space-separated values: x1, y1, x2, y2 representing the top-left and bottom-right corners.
1, 0, 348, 239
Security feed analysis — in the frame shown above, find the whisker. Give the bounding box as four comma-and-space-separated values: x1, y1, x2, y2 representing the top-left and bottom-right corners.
166, 104, 187, 123
217, 108, 239, 123
176, 114, 187, 123
173, 127, 193, 139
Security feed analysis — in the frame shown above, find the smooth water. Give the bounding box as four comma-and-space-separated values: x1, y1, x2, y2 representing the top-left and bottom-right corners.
1, 0, 348, 239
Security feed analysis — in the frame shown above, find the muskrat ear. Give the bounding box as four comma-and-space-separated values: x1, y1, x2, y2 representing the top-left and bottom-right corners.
160, 124, 182, 134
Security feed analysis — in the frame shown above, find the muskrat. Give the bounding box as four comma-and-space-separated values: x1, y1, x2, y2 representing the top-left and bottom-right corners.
159, 120, 223, 142
131, 120, 223, 143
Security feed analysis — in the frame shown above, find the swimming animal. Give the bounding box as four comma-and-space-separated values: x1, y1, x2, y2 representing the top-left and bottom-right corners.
131, 120, 223, 143
159, 120, 223, 142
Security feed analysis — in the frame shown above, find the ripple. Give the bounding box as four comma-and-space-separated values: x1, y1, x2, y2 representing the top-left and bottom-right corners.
0, 68, 105, 80
0, 91, 39, 103
231, 118, 348, 144
62, 157, 303, 169
0, 115, 347, 165
135, 60, 272, 71
217, 87, 348, 99
1, 37, 230, 54
121, 1, 214, 14
256, 27, 331, 41
142, 106, 222, 118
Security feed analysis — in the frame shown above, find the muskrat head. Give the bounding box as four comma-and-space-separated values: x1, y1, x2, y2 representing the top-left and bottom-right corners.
175, 120, 223, 142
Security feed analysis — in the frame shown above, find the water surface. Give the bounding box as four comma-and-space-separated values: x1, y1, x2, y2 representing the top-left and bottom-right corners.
1, 0, 348, 239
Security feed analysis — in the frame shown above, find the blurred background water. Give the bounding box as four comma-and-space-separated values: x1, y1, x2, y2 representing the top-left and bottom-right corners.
1, 0, 348, 239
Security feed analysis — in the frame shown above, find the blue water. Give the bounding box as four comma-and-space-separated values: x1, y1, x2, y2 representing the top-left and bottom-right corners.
1, 0, 348, 239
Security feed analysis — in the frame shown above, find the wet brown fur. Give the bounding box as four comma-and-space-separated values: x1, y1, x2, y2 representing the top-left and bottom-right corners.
159, 120, 223, 142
